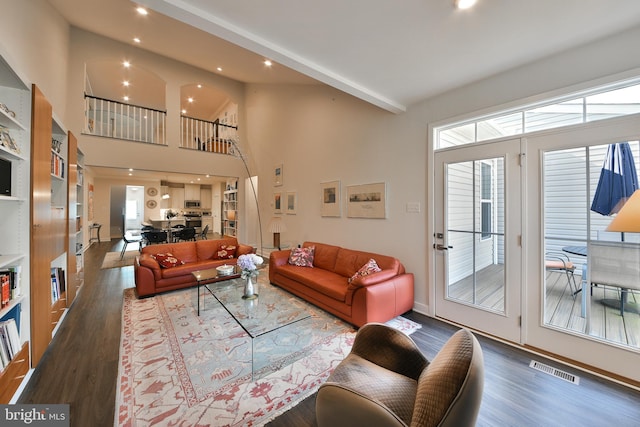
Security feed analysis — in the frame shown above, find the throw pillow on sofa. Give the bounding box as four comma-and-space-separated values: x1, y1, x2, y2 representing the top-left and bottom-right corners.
152, 253, 185, 269
216, 244, 237, 259
349, 258, 382, 283
288, 246, 315, 267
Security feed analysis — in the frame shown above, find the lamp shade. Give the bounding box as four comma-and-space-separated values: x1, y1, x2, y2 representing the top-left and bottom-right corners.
606, 189, 640, 232
268, 217, 287, 233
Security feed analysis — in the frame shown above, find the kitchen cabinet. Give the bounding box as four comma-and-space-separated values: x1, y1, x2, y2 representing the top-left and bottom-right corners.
170, 187, 184, 210
184, 184, 200, 200
200, 187, 212, 210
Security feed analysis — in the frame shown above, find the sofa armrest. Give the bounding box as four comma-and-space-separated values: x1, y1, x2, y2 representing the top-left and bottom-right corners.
349, 269, 399, 288
269, 249, 292, 268
139, 253, 161, 275
237, 243, 255, 256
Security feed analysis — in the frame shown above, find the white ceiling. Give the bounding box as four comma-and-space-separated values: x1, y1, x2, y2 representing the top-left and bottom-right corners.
49, 0, 640, 114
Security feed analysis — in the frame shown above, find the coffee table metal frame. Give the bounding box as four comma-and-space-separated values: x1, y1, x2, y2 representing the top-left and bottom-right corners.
192, 266, 241, 316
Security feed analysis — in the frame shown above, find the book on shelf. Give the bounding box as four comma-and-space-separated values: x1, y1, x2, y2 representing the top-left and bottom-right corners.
0, 267, 21, 308
50, 267, 66, 303
50, 152, 65, 178
0, 317, 20, 371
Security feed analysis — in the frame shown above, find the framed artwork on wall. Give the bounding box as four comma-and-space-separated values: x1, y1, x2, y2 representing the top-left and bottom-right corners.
320, 180, 341, 217
286, 192, 297, 214
274, 192, 282, 214
346, 182, 386, 219
274, 164, 283, 186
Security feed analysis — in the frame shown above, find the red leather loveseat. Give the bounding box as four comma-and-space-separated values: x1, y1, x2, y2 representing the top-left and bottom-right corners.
134, 237, 253, 297
269, 241, 414, 327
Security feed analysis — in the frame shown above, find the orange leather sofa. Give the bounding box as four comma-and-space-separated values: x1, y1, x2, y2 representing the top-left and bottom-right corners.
134, 237, 253, 297
269, 242, 414, 327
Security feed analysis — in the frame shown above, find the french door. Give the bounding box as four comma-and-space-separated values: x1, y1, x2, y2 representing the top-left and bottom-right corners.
524, 116, 640, 382
434, 138, 523, 343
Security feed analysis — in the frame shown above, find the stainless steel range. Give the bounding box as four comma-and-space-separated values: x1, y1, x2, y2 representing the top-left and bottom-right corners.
183, 211, 202, 233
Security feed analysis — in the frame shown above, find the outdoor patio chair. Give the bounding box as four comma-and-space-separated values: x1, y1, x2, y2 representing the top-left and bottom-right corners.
316, 324, 484, 427
545, 251, 579, 298
589, 241, 640, 316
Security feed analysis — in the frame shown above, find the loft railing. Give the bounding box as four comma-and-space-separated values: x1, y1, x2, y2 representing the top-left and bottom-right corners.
180, 115, 238, 155
83, 94, 167, 145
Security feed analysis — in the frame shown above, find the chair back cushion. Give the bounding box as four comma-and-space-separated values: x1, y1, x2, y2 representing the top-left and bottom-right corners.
410, 329, 484, 427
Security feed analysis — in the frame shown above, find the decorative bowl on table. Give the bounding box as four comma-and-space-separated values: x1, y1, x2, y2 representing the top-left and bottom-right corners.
216, 264, 234, 276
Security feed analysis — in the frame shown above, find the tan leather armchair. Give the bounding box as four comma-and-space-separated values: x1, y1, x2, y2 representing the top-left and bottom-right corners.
316, 324, 484, 427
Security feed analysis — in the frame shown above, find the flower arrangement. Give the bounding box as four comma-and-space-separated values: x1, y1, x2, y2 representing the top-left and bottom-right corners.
237, 253, 264, 279
165, 209, 178, 220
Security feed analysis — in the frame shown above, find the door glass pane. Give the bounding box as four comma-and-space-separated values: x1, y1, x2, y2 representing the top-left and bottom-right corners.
446, 158, 505, 313
542, 142, 640, 349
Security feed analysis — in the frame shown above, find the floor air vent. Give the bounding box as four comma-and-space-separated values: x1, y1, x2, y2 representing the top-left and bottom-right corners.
529, 360, 580, 385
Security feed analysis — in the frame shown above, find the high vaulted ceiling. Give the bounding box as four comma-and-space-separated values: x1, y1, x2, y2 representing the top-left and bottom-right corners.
49, 0, 640, 114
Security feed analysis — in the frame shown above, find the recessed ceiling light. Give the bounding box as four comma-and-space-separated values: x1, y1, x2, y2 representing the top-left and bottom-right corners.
181, 109, 187, 114
136, 7, 148, 15
217, 67, 223, 72
455, 0, 477, 9
123, 95, 129, 101
264, 59, 272, 67
123, 60, 131, 68
197, 84, 202, 88
133, 37, 141, 43
187, 97, 194, 103
123, 81, 130, 87
129, 168, 134, 172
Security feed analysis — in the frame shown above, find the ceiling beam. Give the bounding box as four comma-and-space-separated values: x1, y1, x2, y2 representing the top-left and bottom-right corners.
140, 0, 406, 113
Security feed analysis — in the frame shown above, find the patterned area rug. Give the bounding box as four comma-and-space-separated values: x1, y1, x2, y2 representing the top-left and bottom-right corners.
115, 274, 421, 426
101, 251, 138, 269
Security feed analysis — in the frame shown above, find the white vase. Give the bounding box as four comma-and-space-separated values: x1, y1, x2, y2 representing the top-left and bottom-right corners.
242, 276, 257, 299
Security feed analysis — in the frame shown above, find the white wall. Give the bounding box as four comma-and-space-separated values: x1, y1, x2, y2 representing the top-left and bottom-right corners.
0, 0, 69, 118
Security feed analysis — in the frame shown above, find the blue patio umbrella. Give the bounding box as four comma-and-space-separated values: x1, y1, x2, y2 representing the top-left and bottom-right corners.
591, 142, 639, 216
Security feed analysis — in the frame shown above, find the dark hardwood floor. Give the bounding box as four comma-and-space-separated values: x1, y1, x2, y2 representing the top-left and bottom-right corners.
17, 240, 640, 427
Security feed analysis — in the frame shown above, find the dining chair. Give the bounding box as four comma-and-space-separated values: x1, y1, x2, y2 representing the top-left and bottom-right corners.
199, 224, 210, 240
120, 231, 143, 259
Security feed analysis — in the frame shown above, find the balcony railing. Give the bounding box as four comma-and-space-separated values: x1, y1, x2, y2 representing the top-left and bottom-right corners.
180, 115, 238, 155
83, 94, 167, 145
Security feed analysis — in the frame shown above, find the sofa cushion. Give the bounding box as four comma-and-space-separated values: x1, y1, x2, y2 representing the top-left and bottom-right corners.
276, 264, 348, 302
152, 253, 184, 268
289, 246, 315, 267
195, 238, 239, 261
306, 242, 339, 271
349, 258, 382, 283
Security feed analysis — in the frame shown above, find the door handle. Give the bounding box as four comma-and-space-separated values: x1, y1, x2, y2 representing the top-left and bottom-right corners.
435, 244, 453, 251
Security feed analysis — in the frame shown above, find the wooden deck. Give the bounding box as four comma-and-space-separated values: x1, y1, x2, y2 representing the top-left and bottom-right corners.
447, 265, 640, 348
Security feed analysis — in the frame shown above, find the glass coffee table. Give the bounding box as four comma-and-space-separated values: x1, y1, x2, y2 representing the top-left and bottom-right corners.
192, 266, 313, 379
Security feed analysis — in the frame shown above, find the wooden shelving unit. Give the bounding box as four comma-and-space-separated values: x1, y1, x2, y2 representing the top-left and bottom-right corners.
30, 85, 71, 367
0, 53, 31, 403
222, 178, 238, 237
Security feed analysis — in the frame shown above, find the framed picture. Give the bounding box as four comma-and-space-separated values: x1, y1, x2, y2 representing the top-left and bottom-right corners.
286, 191, 297, 214
274, 163, 283, 186
274, 192, 282, 214
346, 182, 386, 219
321, 180, 341, 217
